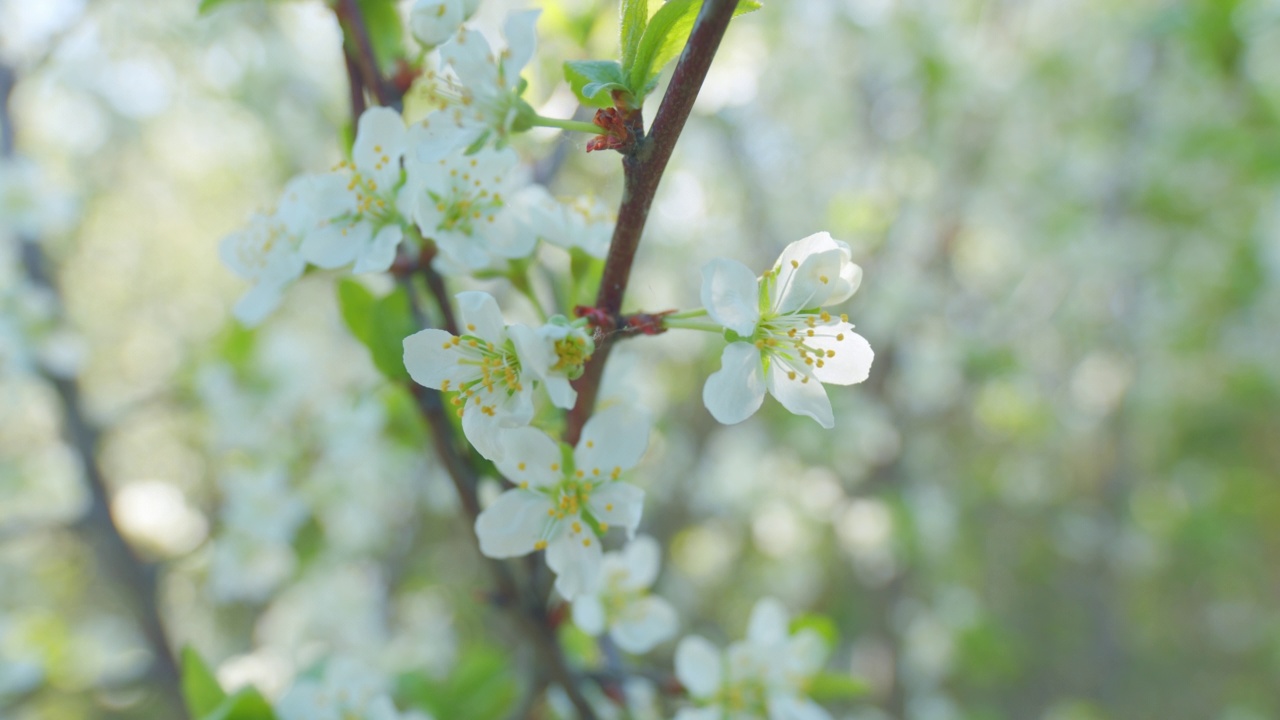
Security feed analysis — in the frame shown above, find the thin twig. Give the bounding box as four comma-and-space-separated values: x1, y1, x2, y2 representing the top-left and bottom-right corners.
564, 0, 742, 445
334, 0, 398, 109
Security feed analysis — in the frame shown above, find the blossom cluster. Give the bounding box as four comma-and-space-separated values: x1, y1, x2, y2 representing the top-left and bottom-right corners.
212, 0, 875, 716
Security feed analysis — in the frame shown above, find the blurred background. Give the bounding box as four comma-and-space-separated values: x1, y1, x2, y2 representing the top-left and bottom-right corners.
2, 0, 1278, 718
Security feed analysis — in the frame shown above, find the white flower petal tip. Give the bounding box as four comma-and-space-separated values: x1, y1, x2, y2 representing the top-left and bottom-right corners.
699, 232, 873, 429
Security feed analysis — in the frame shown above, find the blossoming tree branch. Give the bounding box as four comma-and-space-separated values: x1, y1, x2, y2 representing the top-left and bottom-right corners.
209, 0, 874, 718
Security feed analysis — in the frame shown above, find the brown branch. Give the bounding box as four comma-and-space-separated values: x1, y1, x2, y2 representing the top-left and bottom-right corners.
2, 61, 187, 720
334, 0, 398, 109
564, 0, 741, 445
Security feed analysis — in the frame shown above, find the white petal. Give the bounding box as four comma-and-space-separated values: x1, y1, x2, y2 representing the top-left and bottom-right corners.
483, 208, 538, 259
703, 342, 766, 425
474, 489, 550, 558
353, 224, 402, 274
410, 0, 464, 47
546, 524, 603, 599
232, 283, 284, 327
508, 323, 554, 376
617, 535, 661, 591
455, 291, 506, 343
571, 594, 606, 636
403, 328, 460, 388
352, 106, 407, 190
586, 482, 644, 538
808, 324, 873, 386
461, 407, 506, 461
405, 115, 468, 169
746, 597, 790, 648
773, 232, 860, 306
575, 404, 650, 476
493, 426, 561, 488
542, 376, 577, 410
700, 258, 760, 336
500, 10, 540, 86
674, 636, 722, 699
774, 247, 846, 315
443, 29, 498, 98
611, 596, 678, 654
766, 360, 834, 429
301, 222, 362, 269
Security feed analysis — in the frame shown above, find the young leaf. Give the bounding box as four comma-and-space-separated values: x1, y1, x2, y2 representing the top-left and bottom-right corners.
790, 612, 839, 649
336, 278, 376, 346
336, 279, 416, 382
564, 60, 628, 108
619, 0, 649, 72
202, 688, 278, 720
807, 672, 870, 701
627, 0, 761, 93
181, 647, 226, 719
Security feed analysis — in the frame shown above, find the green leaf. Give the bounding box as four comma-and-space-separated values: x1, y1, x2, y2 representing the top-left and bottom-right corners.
564, 60, 628, 108
202, 688, 278, 720
197, 0, 239, 14
807, 672, 869, 701
337, 278, 377, 346
336, 279, 417, 382
181, 647, 226, 719
790, 613, 839, 649
619, 0, 649, 71
627, 0, 761, 93
354, 0, 406, 71
397, 646, 518, 720
569, 247, 605, 307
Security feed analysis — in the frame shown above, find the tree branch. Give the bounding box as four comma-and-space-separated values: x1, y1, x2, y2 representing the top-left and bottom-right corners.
564, 0, 741, 444
1, 61, 187, 720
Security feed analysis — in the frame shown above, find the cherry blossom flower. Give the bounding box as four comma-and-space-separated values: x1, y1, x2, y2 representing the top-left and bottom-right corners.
276, 656, 430, 720
699, 232, 874, 428
474, 404, 650, 599
571, 535, 678, 654
409, 0, 479, 48
401, 294, 594, 459
300, 107, 412, 274
219, 175, 314, 325
404, 144, 533, 273
674, 598, 831, 720
421, 11, 540, 149
514, 185, 615, 258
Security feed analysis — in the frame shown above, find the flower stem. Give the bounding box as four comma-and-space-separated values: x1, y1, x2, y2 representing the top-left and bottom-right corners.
663, 318, 723, 332
667, 308, 709, 320
530, 114, 605, 135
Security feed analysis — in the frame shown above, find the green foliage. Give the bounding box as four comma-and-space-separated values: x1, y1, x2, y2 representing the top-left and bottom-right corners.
626, 0, 760, 95
564, 60, 629, 108
397, 647, 519, 720
568, 247, 605, 307
807, 672, 869, 701
790, 613, 839, 649
336, 278, 417, 382
196, 0, 295, 16
565, 0, 760, 108
202, 689, 278, 720
181, 647, 226, 719
182, 649, 277, 720
619, 0, 649, 73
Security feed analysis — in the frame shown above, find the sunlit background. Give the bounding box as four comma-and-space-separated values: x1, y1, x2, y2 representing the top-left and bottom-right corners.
2, 0, 1278, 718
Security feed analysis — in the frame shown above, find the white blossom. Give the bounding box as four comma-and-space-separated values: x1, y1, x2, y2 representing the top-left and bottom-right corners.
404, 144, 533, 274
571, 535, 678, 654
701, 232, 874, 428
514, 185, 615, 258
420, 11, 540, 149
401, 293, 593, 460
409, 0, 479, 48
674, 598, 832, 720
474, 404, 650, 599
300, 107, 413, 274
219, 175, 314, 326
